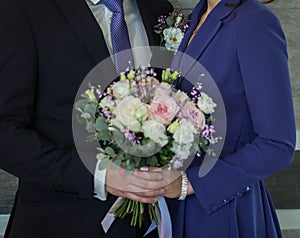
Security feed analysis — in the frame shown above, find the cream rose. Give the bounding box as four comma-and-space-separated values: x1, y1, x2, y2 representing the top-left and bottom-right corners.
114, 96, 147, 132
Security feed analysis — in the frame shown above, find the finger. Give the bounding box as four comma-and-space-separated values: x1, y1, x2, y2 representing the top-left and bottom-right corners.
122, 192, 159, 204
133, 170, 163, 181
134, 188, 165, 197
129, 178, 166, 190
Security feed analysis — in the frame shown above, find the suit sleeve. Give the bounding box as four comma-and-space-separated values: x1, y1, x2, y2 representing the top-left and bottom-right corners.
0, 0, 95, 198
187, 9, 296, 214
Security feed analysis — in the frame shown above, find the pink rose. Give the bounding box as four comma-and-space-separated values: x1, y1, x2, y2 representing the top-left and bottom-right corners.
181, 101, 205, 131
149, 96, 179, 125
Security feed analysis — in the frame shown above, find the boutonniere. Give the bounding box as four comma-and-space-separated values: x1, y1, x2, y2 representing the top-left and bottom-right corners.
154, 8, 190, 52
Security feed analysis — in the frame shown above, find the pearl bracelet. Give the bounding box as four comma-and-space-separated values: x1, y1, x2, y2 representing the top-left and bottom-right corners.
178, 171, 188, 200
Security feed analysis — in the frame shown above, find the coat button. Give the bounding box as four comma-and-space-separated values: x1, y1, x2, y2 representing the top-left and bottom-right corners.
210, 204, 219, 212
223, 199, 229, 204
244, 186, 252, 192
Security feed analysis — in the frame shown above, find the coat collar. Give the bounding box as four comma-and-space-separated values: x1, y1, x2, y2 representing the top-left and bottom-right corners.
173, 0, 235, 78
180, 0, 235, 58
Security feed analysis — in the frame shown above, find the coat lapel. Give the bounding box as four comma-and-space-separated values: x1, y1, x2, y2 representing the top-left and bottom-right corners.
51, 0, 110, 65
172, 0, 235, 89
184, 0, 234, 61
137, 0, 173, 46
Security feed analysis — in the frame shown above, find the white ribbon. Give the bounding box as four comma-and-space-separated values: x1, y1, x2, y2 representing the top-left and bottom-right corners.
101, 196, 172, 237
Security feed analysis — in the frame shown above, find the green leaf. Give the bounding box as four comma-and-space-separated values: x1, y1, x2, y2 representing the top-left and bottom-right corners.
85, 134, 97, 142
166, 17, 174, 26
95, 116, 108, 132
97, 131, 112, 141
98, 158, 109, 170
76, 112, 86, 125
96, 153, 109, 160
104, 147, 116, 158
81, 112, 91, 120
85, 121, 95, 133
74, 99, 88, 111
84, 104, 97, 116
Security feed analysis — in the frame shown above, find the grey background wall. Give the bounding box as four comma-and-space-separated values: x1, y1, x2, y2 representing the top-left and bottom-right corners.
0, 0, 299, 215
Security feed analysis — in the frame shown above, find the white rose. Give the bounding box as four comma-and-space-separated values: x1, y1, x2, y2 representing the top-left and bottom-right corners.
111, 80, 131, 99
173, 119, 196, 144
142, 120, 168, 147
154, 82, 172, 97
163, 27, 184, 52
114, 96, 146, 132
197, 93, 217, 114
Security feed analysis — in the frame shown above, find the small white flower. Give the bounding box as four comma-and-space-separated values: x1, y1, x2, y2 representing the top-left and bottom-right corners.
171, 142, 192, 160
163, 27, 184, 52
154, 82, 172, 98
142, 120, 168, 147
197, 93, 217, 114
111, 80, 131, 99
173, 119, 196, 144
99, 96, 114, 109
174, 90, 189, 104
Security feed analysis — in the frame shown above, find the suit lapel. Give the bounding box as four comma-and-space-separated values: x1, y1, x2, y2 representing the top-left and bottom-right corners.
51, 0, 110, 65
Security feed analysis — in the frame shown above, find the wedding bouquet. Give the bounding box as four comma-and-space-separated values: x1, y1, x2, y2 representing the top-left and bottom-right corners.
75, 66, 219, 228
154, 8, 190, 52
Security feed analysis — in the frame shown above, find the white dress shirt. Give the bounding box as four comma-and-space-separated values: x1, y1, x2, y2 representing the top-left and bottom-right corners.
85, 0, 152, 201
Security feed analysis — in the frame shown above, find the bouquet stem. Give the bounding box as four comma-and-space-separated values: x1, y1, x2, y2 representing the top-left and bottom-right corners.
114, 198, 159, 228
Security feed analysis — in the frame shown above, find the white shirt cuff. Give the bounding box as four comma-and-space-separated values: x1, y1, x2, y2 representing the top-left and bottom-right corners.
94, 160, 107, 201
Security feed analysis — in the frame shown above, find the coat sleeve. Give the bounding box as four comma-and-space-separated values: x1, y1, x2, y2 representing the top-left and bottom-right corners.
0, 0, 95, 198
187, 8, 296, 215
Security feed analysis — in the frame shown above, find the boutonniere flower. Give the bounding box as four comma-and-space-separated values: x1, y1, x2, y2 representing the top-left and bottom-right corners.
154, 8, 190, 52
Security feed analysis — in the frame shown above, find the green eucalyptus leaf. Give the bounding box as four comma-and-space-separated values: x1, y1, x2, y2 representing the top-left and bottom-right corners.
97, 130, 112, 141
76, 112, 86, 125
85, 121, 95, 133
95, 116, 108, 132
84, 104, 97, 116
86, 134, 97, 142
74, 99, 88, 111
98, 158, 109, 170
96, 153, 109, 160
81, 112, 92, 120
104, 147, 116, 158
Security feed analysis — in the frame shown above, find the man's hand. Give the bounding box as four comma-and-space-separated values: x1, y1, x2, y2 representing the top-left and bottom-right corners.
105, 161, 165, 203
